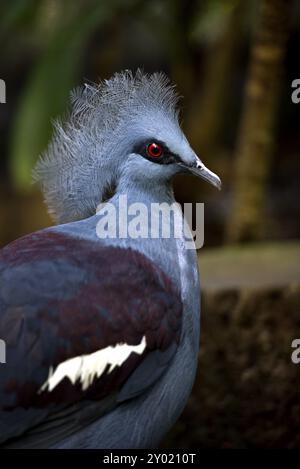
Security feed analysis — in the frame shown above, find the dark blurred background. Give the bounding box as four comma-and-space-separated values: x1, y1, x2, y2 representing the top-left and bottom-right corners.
0, 0, 300, 448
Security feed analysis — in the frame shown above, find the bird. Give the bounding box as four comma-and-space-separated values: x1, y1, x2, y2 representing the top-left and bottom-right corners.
0, 70, 221, 449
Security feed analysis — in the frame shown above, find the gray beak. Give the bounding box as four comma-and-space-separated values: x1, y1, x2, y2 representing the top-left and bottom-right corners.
179, 158, 222, 190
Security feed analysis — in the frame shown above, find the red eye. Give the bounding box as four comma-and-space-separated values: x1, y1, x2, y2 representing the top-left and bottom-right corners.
147, 143, 163, 158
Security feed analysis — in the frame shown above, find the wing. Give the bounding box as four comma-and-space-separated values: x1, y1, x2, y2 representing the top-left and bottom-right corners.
0, 230, 182, 446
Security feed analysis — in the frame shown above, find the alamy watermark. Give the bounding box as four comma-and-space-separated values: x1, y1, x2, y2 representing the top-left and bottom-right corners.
0, 339, 6, 364
291, 79, 300, 104
291, 339, 300, 364
96, 195, 204, 249
0, 79, 6, 103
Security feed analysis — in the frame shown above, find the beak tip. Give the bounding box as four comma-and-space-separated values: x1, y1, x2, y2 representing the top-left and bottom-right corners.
199, 163, 222, 191
180, 158, 222, 190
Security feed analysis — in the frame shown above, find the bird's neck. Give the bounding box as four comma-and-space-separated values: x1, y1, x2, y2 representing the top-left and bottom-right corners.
115, 177, 175, 205
105, 181, 195, 292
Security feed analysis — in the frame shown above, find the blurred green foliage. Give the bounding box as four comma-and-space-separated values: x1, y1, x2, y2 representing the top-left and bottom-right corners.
2, 0, 242, 190
3, 0, 135, 189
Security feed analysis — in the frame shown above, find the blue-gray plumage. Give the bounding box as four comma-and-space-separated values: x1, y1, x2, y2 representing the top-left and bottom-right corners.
0, 70, 221, 448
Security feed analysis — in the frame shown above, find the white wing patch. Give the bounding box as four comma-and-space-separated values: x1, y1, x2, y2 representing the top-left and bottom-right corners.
39, 336, 147, 393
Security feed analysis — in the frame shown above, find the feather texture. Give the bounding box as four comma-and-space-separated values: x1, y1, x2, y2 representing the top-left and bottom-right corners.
34, 70, 180, 223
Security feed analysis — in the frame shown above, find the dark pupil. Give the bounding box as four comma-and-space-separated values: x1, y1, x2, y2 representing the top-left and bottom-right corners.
149, 144, 160, 156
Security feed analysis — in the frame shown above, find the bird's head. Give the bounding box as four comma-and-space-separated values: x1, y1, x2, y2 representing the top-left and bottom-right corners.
35, 70, 221, 223
117, 108, 221, 192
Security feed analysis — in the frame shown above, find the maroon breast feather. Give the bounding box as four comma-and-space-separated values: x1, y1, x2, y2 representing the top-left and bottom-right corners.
0, 230, 182, 410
